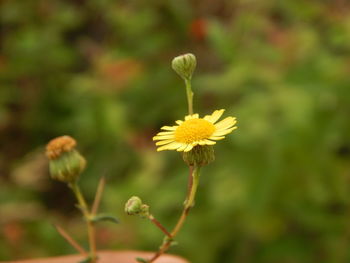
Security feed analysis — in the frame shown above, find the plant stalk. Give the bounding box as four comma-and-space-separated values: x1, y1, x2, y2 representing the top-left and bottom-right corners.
69, 182, 97, 263
185, 79, 194, 115
149, 165, 201, 262
148, 214, 172, 239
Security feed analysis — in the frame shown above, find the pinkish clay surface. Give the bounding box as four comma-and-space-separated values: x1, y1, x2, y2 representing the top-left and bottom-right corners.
5, 250, 189, 263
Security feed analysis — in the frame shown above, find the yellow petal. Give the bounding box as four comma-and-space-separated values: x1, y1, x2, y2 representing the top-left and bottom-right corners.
156, 131, 175, 135
209, 136, 225, 140
156, 139, 175, 146
203, 139, 216, 145
153, 135, 175, 140
204, 109, 225, 123
215, 125, 236, 133
183, 144, 194, 152
191, 141, 199, 147
214, 117, 237, 130
184, 114, 199, 121
176, 144, 189, 152
161, 126, 177, 131
198, 140, 207, 145
212, 127, 237, 137
157, 142, 182, 151
215, 125, 238, 134
176, 120, 183, 125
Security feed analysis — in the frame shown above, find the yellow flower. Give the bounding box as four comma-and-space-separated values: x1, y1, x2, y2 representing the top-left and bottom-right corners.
153, 109, 237, 152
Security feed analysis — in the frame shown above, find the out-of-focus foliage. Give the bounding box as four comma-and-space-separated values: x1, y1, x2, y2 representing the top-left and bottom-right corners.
1, 0, 350, 262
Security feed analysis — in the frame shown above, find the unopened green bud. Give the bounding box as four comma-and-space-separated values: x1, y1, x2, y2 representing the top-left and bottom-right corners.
171, 53, 196, 80
125, 196, 150, 218
182, 145, 215, 167
46, 136, 86, 183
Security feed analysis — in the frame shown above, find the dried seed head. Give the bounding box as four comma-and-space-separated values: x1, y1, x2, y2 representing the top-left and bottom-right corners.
46, 136, 77, 160
46, 136, 86, 183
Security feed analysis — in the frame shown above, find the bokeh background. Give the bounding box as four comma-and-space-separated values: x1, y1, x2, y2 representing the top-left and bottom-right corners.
1, 0, 350, 262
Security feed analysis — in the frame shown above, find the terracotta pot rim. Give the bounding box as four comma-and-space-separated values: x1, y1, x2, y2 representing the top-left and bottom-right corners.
6, 250, 189, 263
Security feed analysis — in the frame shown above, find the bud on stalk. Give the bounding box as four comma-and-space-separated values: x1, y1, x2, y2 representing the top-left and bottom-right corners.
125, 196, 150, 218
171, 53, 197, 80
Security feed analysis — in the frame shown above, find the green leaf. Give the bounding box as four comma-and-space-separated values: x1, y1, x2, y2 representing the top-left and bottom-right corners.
91, 214, 119, 224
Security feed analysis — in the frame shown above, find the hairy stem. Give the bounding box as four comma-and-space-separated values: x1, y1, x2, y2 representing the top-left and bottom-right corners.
185, 79, 193, 115
149, 165, 201, 262
69, 182, 97, 263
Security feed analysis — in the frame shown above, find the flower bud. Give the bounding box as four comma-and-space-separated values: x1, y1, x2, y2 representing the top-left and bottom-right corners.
171, 53, 197, 80
182, 145, 215, 167
125, 196, 150, 218
46, 136, 86, 183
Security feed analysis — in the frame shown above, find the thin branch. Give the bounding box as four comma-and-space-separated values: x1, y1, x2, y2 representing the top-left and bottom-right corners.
148, 215, 172, 239
92, 176, 106, 215
54, 224, 88, 256
69, 182, 97, 263
149, 165, 201, 262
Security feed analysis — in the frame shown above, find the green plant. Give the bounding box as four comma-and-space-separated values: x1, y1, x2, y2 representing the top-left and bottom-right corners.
46, 136, 118, 263
126, 54, 238, 262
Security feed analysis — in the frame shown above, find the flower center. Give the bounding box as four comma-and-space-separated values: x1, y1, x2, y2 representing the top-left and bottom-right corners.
175, 118, 215, 143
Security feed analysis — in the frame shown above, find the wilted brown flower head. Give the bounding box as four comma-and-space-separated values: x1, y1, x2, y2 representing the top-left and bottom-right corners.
46, 136, 77, 160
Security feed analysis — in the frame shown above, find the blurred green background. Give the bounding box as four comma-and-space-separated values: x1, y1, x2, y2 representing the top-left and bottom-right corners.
1, 0, 350, 262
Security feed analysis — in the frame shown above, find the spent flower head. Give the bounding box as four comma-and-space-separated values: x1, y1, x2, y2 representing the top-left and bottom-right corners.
46, 135, 77, 160
46, 135, 86, 183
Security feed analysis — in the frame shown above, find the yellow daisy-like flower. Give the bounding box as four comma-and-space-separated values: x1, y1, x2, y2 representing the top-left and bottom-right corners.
153, 109, 237, 152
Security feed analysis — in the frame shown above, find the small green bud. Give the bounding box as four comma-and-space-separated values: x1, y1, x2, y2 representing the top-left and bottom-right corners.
125, 196, 150, 218
171, 53, 197, 80
46, 136, 86, 183
182, 145, 215, 167
125, 196, 142, 215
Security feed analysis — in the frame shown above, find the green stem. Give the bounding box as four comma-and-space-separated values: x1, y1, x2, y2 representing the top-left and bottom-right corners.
149, 165, 201, 262
69, 182, 97, 263
185, 78, 194, 115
